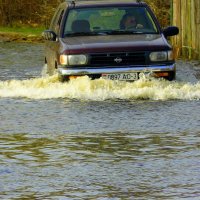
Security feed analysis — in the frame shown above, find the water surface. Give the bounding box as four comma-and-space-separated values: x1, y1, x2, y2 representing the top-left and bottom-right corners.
0, 42, 200, 199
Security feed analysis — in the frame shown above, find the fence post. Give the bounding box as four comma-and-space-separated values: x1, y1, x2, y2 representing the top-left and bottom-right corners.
172, 0, 200, 60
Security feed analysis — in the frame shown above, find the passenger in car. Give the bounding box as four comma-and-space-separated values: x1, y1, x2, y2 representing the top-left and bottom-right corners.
120, 13, 143, 30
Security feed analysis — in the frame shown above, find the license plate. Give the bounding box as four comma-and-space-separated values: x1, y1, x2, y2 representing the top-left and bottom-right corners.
102, 73, 138, 81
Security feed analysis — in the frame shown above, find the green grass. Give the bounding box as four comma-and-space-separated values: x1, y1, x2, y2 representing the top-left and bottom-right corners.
0, 26, 45, 36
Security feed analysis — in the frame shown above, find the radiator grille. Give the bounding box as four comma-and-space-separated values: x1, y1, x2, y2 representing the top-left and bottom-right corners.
89, 52, 146, 66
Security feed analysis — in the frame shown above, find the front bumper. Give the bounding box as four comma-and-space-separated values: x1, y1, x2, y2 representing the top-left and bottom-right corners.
58, 64, 176, 76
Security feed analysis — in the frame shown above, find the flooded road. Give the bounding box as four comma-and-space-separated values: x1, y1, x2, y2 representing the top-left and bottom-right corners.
0, 42, 200, 199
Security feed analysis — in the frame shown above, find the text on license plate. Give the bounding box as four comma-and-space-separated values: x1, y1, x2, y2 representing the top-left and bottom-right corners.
102, 73, 138, 81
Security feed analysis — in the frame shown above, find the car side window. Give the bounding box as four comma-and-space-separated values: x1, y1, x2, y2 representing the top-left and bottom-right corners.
64, 9, 78, 33
51, 8, 65, 34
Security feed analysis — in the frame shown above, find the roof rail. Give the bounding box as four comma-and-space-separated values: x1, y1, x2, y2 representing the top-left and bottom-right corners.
65, 0, 144, 6
65, 0, 143, 2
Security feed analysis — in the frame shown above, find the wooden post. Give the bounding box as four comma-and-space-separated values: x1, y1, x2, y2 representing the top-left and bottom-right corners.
172, 0, 200, 60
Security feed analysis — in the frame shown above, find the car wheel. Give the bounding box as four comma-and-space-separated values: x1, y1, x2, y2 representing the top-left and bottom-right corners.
166, 71, 176, 81
58, 75, 69, 82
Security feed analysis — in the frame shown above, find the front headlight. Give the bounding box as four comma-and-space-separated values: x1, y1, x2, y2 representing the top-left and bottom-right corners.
60, 54, 88, 66
68, 55, 88, 65
149, 51, 174, 62
149, 51, 168, 62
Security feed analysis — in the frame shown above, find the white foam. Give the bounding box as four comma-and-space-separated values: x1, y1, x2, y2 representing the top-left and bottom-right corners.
0, 75, 200, 100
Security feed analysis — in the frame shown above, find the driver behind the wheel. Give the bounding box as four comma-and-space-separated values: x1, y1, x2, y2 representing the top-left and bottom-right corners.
120, 13, 143, 30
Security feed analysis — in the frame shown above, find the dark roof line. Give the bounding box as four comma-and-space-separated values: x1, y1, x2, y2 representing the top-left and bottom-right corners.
65, 0, 144, 6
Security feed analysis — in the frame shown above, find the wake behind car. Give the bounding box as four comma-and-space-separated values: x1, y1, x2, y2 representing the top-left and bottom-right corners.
42, 0, 179, 81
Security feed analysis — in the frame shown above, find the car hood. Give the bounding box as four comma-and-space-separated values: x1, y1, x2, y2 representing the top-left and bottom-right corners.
60, 34, 171, 54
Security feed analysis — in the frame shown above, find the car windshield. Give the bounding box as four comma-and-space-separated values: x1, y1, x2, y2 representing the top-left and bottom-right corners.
64, 6, 159, 36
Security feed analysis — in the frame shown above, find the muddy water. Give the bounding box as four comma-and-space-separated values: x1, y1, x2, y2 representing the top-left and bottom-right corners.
0, 42, 200, 199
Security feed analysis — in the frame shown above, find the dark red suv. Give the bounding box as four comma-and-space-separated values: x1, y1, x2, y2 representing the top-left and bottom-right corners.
43, 0, 179, 81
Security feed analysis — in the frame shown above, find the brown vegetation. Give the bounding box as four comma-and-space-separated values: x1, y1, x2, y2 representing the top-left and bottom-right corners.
0, 0, 62, 27
0, 0, 171, 28
145, 0, 171, 28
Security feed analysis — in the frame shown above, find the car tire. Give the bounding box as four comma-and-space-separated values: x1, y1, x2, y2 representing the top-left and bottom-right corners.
58, 75, 69, 82
166, 71, 176, 81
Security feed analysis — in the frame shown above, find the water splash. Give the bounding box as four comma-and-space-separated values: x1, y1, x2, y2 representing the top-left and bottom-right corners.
0, 75, 200, 100
41, 64, 48, 78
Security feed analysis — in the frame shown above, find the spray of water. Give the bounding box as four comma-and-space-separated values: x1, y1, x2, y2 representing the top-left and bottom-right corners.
0, 74, 200, 100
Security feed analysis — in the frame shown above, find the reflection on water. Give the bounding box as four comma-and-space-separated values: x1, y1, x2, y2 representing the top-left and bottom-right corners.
0, 42, 200, 199
1, 131, 200, 199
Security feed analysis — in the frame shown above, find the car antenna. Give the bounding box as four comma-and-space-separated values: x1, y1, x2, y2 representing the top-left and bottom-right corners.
71, 0, 75, 7
66, 0, 75, 7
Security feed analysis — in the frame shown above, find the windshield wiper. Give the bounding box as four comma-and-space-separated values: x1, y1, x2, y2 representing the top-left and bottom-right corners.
65, 30, 146, 37
65, 32, 104, 37
106, 30, 144, 35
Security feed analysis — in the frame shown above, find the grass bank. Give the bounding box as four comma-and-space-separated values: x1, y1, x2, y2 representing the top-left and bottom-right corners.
0, 26, 45, 43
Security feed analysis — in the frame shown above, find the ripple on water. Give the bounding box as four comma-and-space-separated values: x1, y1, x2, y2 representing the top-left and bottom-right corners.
0, 131, 200, 199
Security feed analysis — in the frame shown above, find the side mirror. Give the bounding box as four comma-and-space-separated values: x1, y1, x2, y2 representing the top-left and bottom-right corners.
42, 30, 57, 41
163, 26, 179, 38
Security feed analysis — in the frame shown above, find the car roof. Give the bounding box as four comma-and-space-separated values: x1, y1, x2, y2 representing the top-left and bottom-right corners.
63, 0, 146, 7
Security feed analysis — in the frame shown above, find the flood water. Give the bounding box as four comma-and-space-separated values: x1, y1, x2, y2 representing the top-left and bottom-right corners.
0, 42, 200, 200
